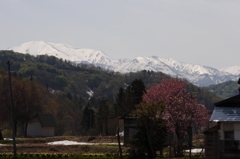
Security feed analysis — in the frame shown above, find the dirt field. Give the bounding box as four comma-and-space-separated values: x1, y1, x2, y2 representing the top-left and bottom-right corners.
0, 136, 127, 154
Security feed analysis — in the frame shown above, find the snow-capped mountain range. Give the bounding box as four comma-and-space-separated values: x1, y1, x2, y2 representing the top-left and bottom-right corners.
8, 41, 240, 87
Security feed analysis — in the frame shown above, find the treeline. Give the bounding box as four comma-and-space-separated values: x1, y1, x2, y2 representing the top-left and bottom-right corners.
0, 50, 222, 136
0, 68, 84, 136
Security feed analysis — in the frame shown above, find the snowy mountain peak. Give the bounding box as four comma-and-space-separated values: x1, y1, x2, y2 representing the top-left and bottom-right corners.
220, 66, 240, 75
9, 41, 112, 65
7, 41, 240, 86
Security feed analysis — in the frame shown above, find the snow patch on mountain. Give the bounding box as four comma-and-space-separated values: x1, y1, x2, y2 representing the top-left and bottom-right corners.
8, 41, 240, 87
220, 66, 240, 75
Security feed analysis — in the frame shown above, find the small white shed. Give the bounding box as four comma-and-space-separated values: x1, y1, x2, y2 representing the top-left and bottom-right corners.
27, 114, 56, 137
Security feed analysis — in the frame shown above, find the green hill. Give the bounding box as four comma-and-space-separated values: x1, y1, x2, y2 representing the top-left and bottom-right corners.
205, 80, 239, 99
0, 50, 221, 109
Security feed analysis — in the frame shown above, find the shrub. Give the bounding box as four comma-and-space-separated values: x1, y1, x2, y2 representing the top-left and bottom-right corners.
1, 129, 12, 137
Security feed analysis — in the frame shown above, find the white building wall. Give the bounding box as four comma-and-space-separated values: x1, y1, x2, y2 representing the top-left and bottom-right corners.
234, 123, 240, 140
220, 122, 240, 140
27, 119, 42, 137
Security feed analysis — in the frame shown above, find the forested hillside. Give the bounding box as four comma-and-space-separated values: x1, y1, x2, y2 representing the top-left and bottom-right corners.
0, 50, 222, 136
206, 80, 239, 99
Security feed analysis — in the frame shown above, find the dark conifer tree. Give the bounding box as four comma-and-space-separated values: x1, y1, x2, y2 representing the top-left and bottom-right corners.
81, 103, 95, 131
128, 79, 146, 105
97, 99, 110, 135
116, 79, 146, 116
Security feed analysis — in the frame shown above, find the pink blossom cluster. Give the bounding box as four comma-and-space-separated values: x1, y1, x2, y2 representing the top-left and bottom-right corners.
143, 78, 209, 133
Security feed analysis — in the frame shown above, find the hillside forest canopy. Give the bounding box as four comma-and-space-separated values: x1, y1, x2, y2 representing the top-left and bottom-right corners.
0, 50, 222, 138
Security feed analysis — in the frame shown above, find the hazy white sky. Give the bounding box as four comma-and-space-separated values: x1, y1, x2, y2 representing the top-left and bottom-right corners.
0, 0, 239, 69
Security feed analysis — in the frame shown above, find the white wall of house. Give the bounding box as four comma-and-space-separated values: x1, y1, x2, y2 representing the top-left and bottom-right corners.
27, 118, 42, 137
27, 117, 55, 137
234, 123, 240, 140
219, 122, 240, 140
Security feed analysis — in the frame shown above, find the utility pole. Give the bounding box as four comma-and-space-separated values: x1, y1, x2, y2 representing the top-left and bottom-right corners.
116, 103, 123, 159
7, 61, 17, 159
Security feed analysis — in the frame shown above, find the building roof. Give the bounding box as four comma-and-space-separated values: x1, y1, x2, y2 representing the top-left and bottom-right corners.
214, 95, 240, 107
210, 94, 240, 122
37, 114, 56, 127
210, 107, 240, 122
